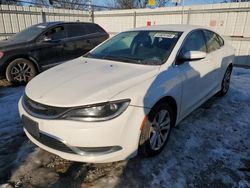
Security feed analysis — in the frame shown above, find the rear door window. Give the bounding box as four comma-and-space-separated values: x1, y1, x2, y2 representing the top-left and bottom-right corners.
86, 24, 99, 34
88, 24, 106, 33
216, 34, 224, 47
66, 24, 88, 38
203, 30, 221, 53
85, 24, 106, 34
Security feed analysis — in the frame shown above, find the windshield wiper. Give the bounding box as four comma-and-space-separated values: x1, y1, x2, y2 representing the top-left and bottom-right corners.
84, 52, 103, 59
84, 54, 161, 65
140, 59, 162, 65
101, 55, 139, 64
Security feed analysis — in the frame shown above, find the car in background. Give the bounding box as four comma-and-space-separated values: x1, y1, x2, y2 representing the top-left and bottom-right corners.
19, 25, 234, 163
0, 21, 109, 84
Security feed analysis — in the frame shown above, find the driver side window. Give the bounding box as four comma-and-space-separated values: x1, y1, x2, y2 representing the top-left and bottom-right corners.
181, 30, 206, 54
43, 26, 65, 41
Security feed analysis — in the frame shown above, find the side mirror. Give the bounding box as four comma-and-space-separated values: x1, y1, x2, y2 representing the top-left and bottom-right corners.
179, 51, 207, 61
42, 37, 52, 42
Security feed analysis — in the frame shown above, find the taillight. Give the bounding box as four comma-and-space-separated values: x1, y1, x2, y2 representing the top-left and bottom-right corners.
0, 52, 4, 59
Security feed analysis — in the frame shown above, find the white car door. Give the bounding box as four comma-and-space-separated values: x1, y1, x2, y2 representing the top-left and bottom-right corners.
203, 30, 225, 86
177, 30, 218, 118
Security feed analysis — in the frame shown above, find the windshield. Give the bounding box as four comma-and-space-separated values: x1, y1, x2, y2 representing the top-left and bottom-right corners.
86, 30, 182, 65
10, 24, 47, 41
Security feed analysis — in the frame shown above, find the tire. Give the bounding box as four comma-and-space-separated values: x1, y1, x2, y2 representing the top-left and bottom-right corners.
6, 58, 37, 85
138, 102, 174, 157
216, 66, 232, 97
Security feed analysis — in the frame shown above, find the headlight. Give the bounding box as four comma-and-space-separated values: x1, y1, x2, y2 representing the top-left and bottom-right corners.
61, 99, 130, 122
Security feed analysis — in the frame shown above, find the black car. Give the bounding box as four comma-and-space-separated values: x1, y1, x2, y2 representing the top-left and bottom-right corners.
0, 21, 109, 84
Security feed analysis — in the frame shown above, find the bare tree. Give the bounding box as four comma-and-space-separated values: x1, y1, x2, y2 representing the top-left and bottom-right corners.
32, 0, 90, 9
0, 0, 21, 5
157, 0, 170, 7
32, 0, 50, 6
107, 0, 170, 9
114, 0, 133, 8
110, 0, 146, 9
51, 0, 89, 9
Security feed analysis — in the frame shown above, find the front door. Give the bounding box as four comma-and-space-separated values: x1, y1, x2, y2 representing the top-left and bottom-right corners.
178, 30, 217, 118
31, 25, 66, 67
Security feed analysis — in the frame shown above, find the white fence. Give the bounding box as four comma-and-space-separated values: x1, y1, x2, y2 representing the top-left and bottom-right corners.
0, 2, 250, 66
95, 3, 250, 37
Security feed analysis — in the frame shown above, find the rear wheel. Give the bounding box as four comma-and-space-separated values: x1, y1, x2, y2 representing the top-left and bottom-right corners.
216, 66, 232, 97
6, 58, 37, 85
139, 103, 174, 157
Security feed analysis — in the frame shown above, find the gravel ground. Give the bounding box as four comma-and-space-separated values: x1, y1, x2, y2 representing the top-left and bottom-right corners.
0, 67, 250, 188
0, 79, 11, 87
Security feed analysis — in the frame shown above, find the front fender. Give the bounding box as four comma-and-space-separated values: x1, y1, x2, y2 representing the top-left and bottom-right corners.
111, 67, 183, 120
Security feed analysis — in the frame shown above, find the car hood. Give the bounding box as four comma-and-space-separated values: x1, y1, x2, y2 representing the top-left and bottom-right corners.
25, 57, 160, 107
0, 39, 28, 50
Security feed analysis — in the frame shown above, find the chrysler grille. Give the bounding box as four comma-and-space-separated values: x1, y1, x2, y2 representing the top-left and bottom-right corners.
22, 95, 68, 118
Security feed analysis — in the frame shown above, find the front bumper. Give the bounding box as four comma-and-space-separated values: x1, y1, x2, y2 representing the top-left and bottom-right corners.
18, 99, 147, 163
0, 61, 5, 79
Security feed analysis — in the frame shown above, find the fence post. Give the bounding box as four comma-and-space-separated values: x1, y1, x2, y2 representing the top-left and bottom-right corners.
91, 9, 94, 23
87, 0, 94, 23
187, 8, 191, 24
41, 11, 46, 23
133, 11, 136, 28
88, 7, 94, 22
181, 1, 184, 24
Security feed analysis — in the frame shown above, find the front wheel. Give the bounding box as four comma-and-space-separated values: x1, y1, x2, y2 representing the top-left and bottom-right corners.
6, 58, 37, 85
138, 103, 174, 157
216, 66, 232, 97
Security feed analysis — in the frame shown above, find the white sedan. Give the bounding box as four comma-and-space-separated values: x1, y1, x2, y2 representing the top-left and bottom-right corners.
18, 25, 235, 163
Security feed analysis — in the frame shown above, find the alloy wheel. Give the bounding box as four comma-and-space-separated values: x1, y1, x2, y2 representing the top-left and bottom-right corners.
10, 62, 33, 82
149, 109, 171, 151
222, 69, 231, 93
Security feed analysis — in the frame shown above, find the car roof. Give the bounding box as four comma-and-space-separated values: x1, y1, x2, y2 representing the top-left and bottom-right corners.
35, 21, 96, 28
130, 24, 212, 33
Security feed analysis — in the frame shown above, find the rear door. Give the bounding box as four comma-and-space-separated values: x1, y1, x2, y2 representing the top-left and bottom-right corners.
63, 23, 90, 60
177, 30, 217, 117
63, 23, 109, 61
84, 23, 109, 48
202, 30, 225, 83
